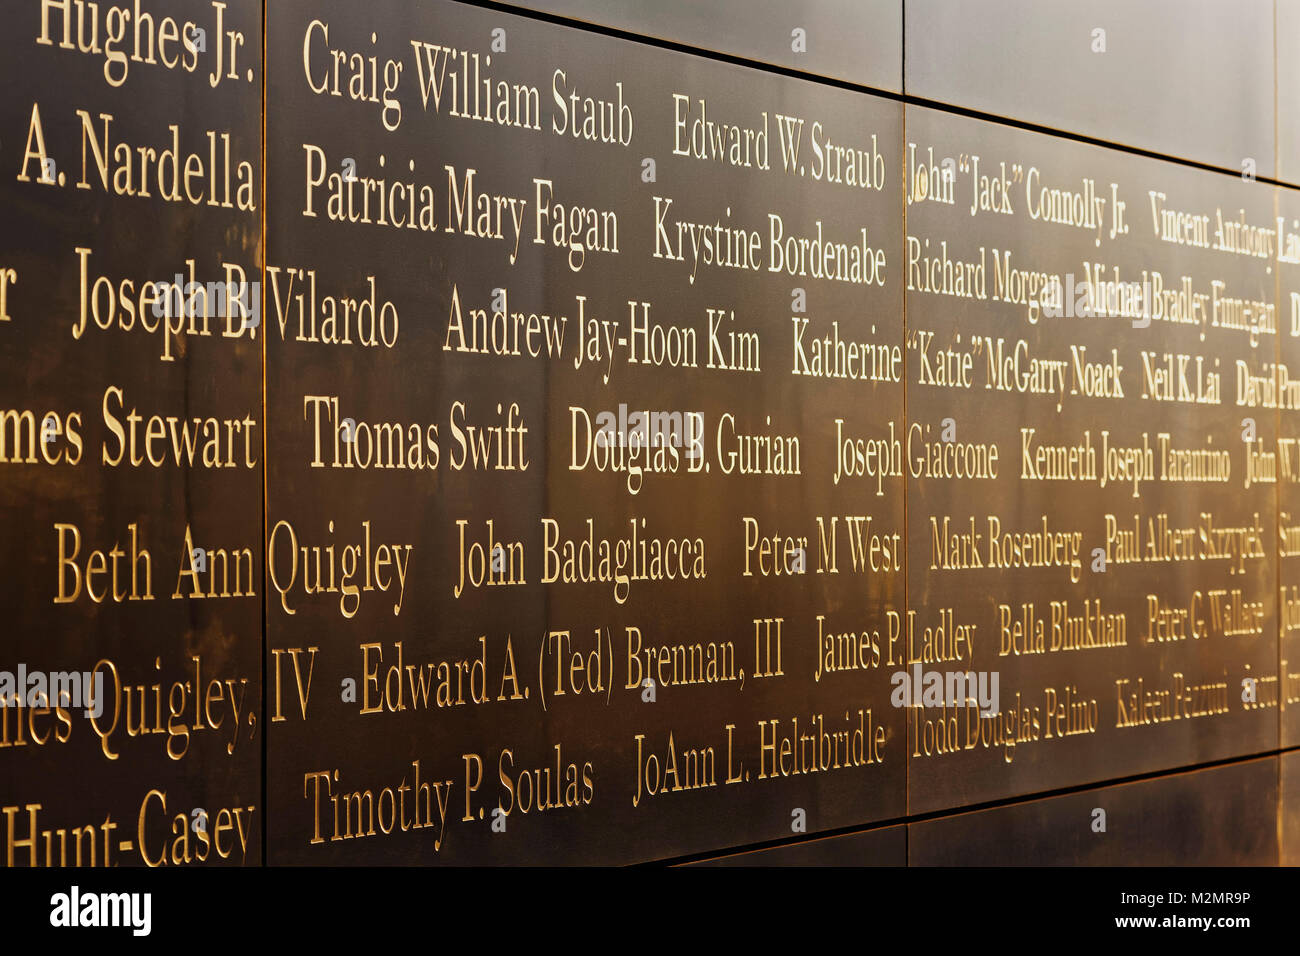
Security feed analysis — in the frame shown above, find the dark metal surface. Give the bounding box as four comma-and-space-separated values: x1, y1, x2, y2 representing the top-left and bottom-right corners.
905, 0, 1276, 178
0, 0, 1293, 869
905, 106, 1280, 813
0, 0, 263, 866
684, 823, 905, 865
909, 757, 1280, 865
265, 0, 904, 864
1283, 750, 1300, 866
502, 0, 902, 91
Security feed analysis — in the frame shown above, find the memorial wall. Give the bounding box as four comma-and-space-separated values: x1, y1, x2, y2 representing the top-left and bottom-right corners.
1, 0, 1298, 867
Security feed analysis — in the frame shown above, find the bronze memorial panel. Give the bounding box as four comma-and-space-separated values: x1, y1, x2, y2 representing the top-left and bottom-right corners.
264, 0, 905, 864
0, 0, 264, 867
905, 106, 1281, 813
0, 0, 1294, 870
909, 757, 1280, 865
